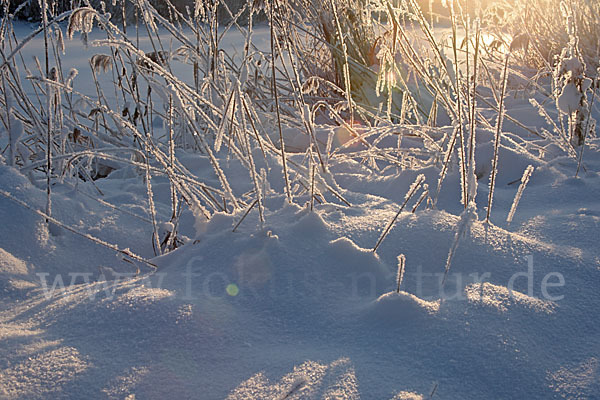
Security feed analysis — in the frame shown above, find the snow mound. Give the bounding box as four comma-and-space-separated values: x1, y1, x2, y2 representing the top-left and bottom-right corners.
155, 207, 393, 319
325, 236, 387, 277
365, 291, 440, 322
288, 207, 330, 237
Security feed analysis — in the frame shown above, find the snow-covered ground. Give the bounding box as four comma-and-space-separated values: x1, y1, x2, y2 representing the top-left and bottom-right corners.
1, 21, 600, 399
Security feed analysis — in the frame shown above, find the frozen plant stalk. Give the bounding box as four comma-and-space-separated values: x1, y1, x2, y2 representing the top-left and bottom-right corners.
396, 254, 405, 293
372, 174, 426, 252
507, 165, 534, 226
42, 0, 52, 220
486, 53, 510, 224
443, 200, 477, 285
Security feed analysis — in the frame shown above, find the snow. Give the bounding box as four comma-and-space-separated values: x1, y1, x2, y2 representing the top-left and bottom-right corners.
558, 82, 581, 114
1, 20, 600, 400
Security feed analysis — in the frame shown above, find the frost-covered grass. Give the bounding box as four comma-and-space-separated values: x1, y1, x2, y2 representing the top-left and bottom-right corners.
480, 0, 600, 70
0, 0, 597, 249
1, 0, 600, 398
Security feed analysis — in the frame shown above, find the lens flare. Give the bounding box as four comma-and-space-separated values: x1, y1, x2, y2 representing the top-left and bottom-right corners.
226, 283, 239, 296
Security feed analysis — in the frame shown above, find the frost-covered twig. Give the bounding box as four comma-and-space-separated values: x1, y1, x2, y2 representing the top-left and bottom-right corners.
434, 125, 459, 207
329, 0, 353, 125
396, 254, 405, 293
412, 183, 429, 213
443, 201, 477, 286
232, 198, 258, 233
0, 189, 157, 270
0, 11, 72, 71
373, 174, 426, 252
144, 145, 161, 256
41, 0, 52, 221
467, 21, 481, 206
507, 165, 534, 226
486, 54, 510, 224
270, 0, 292, 204
576, 70, 599, 176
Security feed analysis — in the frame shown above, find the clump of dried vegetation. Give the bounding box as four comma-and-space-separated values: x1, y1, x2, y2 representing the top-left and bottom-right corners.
0, 0, 597, 267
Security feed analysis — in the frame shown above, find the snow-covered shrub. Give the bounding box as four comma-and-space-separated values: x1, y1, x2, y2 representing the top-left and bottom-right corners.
524, 2, 598, 152
553, 3, 596, 147
554, 50, 593, 147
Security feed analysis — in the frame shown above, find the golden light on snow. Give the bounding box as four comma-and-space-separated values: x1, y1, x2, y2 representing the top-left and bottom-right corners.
333, 123, 362, 148
334, 125, 353, 146
226, 358, 359, 399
